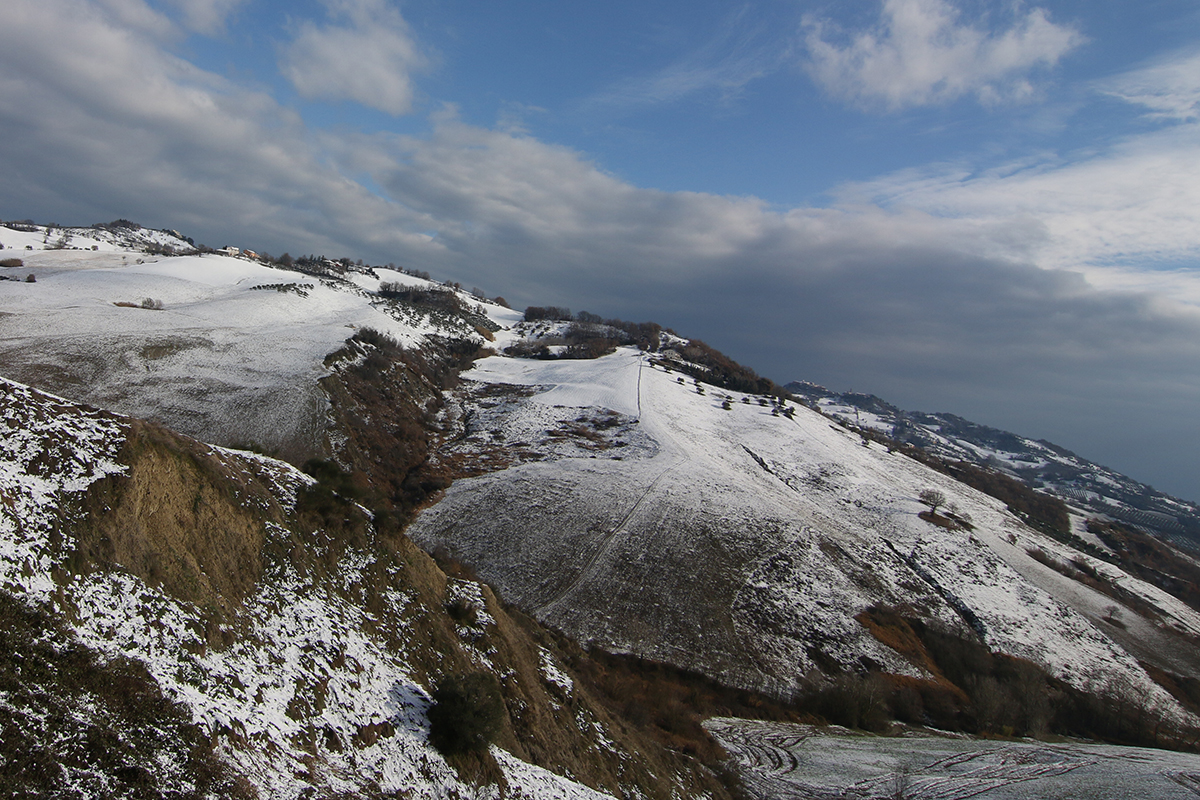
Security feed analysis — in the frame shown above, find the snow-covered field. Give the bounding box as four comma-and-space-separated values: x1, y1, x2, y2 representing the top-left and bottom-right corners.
708, 718, 1200, 799
409, 346, 1200, 717
0, 232, 517, 460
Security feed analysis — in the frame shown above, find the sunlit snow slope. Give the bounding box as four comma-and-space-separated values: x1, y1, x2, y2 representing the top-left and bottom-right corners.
409, 347, 1200, 719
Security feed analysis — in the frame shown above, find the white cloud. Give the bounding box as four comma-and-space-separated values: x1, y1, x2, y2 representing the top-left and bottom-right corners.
161, 0, 244, 34
0, 0, 440, 257
1100, 49, 1200, 121
280, 0, 426, 116
95, 0, 175, 37
803, 0, 1084, 110
585, 17, 783, 112
829, 50, 1200, 299
591, 55, 772, 111
838, 128, 1200, 305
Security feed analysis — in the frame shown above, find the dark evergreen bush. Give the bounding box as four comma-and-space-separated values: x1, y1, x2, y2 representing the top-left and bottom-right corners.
428, 672, 506, 754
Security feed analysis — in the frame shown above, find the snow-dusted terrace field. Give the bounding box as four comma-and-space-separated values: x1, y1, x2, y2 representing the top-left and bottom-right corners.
707, 718, 1200, 800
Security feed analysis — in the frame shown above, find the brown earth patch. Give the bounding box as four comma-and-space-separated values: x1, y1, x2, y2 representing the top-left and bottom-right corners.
72, 418, 284, 612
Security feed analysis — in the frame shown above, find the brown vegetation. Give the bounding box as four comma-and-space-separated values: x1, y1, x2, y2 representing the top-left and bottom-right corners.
1088, 518, 1200, 614
514, 309, 662, 359
318, 328, 484, 530
853, 604, 1198, 748
379, 283, 466, 314
661, 337, 777, 395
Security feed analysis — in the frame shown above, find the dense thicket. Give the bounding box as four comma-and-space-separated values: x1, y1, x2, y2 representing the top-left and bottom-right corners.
816, 606, 1199, 749
427, 673, 507, 755
1088, 518, 1200, 613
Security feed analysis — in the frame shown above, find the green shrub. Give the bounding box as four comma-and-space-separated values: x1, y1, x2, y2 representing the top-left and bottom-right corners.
427, 673, 506, 754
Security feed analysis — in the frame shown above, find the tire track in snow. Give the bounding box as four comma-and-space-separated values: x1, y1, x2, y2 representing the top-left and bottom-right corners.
534, 454, 686, 617
846, 746, 1096, 800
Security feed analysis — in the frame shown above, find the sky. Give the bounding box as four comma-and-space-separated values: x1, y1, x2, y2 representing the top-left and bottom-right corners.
2, 0, 1200, 501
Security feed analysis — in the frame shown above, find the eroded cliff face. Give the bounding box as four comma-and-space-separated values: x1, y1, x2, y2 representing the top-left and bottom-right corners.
71, 419, 280, 610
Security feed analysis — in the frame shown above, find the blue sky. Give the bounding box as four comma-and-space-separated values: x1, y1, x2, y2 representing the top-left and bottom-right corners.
2, 0, 1200, 500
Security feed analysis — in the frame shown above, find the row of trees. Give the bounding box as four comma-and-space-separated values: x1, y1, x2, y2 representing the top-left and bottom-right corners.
518, 306, 663, 358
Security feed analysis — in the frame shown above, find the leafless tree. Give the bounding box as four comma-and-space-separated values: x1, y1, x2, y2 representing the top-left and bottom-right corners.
918, 488, 947, 514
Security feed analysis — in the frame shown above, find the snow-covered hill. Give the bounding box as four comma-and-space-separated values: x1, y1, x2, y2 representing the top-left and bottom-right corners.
0, 224, 725, 800
0, 375, 702, 799
786, 382, 1200, 547
407, 345, 1200, 720
0, 218, 193, 253
0, 222, 513, 463
5, 218, 1200, 796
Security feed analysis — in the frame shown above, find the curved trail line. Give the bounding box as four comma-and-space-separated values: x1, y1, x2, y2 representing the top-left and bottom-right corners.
535, 453, 687, 617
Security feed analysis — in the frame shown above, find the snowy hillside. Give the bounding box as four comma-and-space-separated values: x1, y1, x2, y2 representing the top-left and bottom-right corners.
6, 218, 1200, 796
787, 381, 1200, 546
0, 221, 515, 463
0, 218, 196, 254
0, 224, 725, 800
409, 340, 1200, 723
0, 376, 686, 799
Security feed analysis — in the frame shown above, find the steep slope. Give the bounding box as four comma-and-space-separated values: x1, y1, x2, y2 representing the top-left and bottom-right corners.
408, 344, 1200, 734
0, 376, 733, 799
